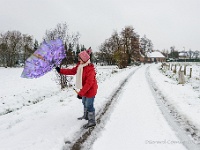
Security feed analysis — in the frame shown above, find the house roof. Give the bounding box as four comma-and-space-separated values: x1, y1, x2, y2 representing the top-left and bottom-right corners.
179, 52, 187, 57
147, 51, 165, 58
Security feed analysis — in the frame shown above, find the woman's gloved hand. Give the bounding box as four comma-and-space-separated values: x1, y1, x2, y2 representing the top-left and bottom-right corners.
77, 95, 82, 99
55, 67, 60, 73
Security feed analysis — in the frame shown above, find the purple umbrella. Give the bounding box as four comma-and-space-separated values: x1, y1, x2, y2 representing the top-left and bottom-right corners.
21, 39, 66, 79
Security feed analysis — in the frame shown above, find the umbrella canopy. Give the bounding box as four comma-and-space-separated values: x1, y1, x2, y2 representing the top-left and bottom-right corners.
21, 39, 66, 79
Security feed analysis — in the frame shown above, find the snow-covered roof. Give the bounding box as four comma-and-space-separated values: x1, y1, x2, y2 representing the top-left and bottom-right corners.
147, 51, 165, 58
179, 53, 187, 57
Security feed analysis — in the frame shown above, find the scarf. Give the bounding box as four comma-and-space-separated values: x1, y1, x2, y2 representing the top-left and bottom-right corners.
76, 59, 91, 89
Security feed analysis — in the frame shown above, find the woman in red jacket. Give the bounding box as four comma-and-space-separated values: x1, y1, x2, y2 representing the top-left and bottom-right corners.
56, 48, 98, 129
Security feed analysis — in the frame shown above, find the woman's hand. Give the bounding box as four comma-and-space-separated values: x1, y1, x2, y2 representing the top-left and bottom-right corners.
77, 95, 82, 99
55, 67, 60, 73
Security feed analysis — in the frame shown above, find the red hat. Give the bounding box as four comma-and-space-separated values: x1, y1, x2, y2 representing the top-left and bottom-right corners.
78, 50, 90, 62
78, 47, 92, 62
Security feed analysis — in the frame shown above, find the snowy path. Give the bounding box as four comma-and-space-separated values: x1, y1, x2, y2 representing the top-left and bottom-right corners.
90, 65, 187, 150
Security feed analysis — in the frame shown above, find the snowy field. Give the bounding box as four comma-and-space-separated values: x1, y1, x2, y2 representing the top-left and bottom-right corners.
0, 63, 200, 150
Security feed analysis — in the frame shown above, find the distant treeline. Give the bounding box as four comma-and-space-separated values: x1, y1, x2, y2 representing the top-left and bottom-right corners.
0, 22, 157, 68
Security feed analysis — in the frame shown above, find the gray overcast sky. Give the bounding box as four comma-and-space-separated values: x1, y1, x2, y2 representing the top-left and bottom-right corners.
0, 0, 200, 51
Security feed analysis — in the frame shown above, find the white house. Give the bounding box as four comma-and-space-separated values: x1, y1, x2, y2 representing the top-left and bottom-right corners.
146, 51, 166, 62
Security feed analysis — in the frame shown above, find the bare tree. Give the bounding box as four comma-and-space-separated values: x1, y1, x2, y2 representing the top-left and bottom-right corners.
120, 26, 141, 66
194, 50, 200, 59
44, 22, 69, 41
130, 33, 140, 61
21, 34, 34, 63
188, 49, 193, 59
140, 35, 153, 63
0, 31, 23, 67
0, 33, 8, 67
44, 22, 80, 89
161, 49, 169, 58
97, 26, 142, 68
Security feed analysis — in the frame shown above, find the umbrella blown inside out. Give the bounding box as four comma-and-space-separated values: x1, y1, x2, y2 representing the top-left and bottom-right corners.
21, 39, 66, 79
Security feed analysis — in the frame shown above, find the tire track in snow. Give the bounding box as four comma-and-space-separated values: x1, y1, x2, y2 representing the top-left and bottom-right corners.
146, 65, 200, 150
63, 67, 140, 150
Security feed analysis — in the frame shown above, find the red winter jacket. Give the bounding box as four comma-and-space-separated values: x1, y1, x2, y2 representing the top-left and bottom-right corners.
60, 63, 98, 98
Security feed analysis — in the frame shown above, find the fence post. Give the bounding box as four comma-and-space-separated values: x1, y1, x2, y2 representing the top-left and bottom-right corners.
173, 64, 177, 74
184, 65, 187, 75
178, 66, 185, 84
190, 68, 192, 78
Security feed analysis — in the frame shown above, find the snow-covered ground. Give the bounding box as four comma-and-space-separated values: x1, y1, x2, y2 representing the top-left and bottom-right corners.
0, 63, 200, 150
0, 65, 134, 150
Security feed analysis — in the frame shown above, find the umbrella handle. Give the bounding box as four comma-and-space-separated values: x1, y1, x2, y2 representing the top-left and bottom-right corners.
73, 88, 78, 94
33, 53, 46, 61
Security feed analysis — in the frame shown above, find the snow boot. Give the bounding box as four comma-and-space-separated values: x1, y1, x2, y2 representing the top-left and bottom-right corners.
77, 108, 88, 120
83, 111, 96, 129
